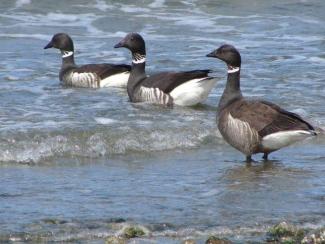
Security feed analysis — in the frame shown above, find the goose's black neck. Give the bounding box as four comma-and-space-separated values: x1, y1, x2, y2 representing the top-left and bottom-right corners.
218, 68, 243, 112
61, 51, 75, 66
59, 51, 76, 81
127, 52, 147, 100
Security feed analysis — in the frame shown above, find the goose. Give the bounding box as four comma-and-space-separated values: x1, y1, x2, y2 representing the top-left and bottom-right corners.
44, 33, 130, 88
206, 44, 317, 161
114, 32, 217, 106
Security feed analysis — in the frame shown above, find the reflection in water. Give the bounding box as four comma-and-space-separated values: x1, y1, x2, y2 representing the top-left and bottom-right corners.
216, 160, 318, 227
223, 159, 313, 193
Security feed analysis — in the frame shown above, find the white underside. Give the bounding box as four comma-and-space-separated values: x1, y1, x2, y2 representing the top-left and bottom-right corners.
99, 71, 130, 88
170, 77, 217, 106
261, 130, 315, 151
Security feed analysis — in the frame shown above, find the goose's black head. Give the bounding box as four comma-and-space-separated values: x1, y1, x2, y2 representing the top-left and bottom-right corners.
114, 33, 146, 55
207, 44, 241, 68
44, 33, 74, 52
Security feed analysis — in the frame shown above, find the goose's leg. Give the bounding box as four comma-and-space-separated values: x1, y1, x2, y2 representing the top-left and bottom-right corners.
263, 153, 268, 160
246, 155, 252, 162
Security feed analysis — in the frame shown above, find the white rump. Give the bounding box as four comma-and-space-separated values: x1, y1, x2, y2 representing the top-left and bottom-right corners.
100, 71, 130, 88
170, 77, 217, 106
262, 130, 315, 151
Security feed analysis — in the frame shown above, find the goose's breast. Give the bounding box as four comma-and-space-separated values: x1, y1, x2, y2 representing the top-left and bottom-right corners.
218, 112, 260, 155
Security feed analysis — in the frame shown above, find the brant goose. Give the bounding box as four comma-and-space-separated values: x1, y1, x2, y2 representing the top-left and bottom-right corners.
44, 33, 131, 88
114, 33, 217, 106
207, 44, 317, 161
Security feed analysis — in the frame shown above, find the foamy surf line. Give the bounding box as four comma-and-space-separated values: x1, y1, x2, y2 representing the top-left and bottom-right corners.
0, 12, 104, 35
0, 34, 51, 41
15, 0, 31, 8
0, 127, 216, 163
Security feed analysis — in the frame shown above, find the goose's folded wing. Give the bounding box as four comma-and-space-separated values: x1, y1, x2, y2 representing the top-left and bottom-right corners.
142, 69, 212, 93
74, 64, 131, 79
228, 100, 315, 138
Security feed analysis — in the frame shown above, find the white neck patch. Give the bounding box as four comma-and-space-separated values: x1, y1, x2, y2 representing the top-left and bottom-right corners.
132, 57, 146, 64
62, 51, 74, 58
132, 53, 146, 64
227, 67, 240, 73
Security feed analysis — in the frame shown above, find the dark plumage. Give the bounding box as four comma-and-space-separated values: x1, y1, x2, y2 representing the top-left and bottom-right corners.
44, 33, 130, 88
141, 70, 212, 93
207, 44, 316, 161
114, 33, 217, 106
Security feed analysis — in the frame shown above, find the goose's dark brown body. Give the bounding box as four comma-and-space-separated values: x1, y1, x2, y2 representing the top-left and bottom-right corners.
207, 44, 316, 160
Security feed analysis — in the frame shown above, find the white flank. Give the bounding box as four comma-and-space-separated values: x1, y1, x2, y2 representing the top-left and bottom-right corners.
62, 51, 74, 58
261, 130, 315, 151
100, 71, 130, 88
70, 72, 97, 88
170, 77, 217, 106
138, 86, 171, 105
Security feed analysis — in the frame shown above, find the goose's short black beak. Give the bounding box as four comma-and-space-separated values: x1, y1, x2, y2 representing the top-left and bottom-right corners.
44, 41, 53, 49
114, 38, 126, 48
206, 51, 215, 58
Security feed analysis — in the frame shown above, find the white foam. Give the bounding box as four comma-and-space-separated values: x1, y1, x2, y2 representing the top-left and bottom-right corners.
119, 5, 151, 13
0, 135, 68, 163
0, 12, 104, 35
94, 117, 118, 125
174, 16, 216, 29
87, 134, 107, 156
15, 0, 31, 8
308, 57, 325, 64
148, 0, 165, 8
0, 33, 51, 41
200, 188, 221, 197
272, 34, 323, 42
87, 31, 128, 39
293, 16, 320, 25
4, 75, 20, 81
46, 13, 79, 22
93, 0, 114, 11
136, 120, 152, 125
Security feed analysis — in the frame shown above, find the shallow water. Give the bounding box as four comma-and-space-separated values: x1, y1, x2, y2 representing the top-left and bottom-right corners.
0, 0, 324, 242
